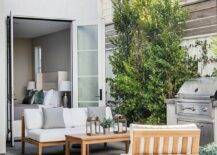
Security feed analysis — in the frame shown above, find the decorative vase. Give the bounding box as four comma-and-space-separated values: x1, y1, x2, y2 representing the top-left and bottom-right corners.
103, 128, 110, 134
63, 92, 68, 107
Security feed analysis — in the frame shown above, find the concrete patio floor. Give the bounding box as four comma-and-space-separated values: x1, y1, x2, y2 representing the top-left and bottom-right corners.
6, 142, 126, 155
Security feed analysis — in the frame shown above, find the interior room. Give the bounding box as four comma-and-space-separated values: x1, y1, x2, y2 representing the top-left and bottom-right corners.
9, 18, 72, 141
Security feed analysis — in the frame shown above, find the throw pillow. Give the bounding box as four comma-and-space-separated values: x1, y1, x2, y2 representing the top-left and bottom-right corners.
33, 90, 44, 104
22, 90, 35, 104
87, 106, 106, 122
42, 107, 65, 129
51, 90, 61, 107
43, 89, 61, 107
43, 89, 54, 106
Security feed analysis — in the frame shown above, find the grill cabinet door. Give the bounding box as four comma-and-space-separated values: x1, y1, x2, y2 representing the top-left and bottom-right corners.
178, 120, 214, 145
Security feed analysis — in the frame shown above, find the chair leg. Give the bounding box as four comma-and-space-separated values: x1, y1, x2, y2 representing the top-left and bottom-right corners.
21, 140, 25, 154
65, 141, 71, 155
125, 141, 129, 153
63, 144, 65, 151
38, 144, 43, 155
104, 143, 107, 148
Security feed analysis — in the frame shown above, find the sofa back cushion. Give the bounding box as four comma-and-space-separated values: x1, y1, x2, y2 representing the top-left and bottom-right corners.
24, 107, 113, 129
42, 107, 65, 129
24, 109, 43, 130
87, 106, 106, 121
63, 107, 113, 128
63, 108, 87, 127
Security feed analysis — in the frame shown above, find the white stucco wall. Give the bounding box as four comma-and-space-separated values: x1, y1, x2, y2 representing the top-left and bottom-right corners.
102, 0, 113, 24
182, 35, 217, 76
4, 0, 100, 21
0, 0, 101, 153
0, 0, 7, 153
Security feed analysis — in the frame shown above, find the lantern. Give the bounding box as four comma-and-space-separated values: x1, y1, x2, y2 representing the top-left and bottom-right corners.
113, 114, 127, 134
86, 117, 101, 136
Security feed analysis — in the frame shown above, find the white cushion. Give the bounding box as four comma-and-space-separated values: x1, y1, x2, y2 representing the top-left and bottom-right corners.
27, 126, 86, 142
24, 109, 43, 130
130, 123, 198, 130
51, 90, 61, 107
43, 89, 61, 107
63, 107, 112, 127
63, 108, 87, 127
43, 89, 53, 106
24, 107, 113, 129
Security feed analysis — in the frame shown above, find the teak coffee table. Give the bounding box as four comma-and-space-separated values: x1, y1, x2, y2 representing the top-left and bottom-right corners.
65, 132, 130, 155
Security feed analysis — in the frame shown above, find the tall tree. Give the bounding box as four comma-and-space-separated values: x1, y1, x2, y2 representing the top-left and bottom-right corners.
109, 0, 198, 124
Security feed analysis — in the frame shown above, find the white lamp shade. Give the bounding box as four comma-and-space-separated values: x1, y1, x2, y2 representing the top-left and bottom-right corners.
27, 81, 35, 90
59, 81, 71, 92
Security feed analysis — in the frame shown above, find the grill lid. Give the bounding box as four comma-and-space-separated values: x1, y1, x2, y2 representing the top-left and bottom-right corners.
177, 77, 217, 99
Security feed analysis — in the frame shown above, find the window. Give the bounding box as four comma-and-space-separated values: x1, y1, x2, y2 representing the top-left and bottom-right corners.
34, 46, 42, 77
181, 0, 205, 5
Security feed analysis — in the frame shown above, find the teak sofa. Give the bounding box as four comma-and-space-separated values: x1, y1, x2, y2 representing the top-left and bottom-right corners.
125, 124, 201, 155
21, 107, 113, 155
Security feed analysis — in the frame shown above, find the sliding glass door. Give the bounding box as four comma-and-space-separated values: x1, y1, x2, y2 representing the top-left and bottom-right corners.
72, 20, 105, 107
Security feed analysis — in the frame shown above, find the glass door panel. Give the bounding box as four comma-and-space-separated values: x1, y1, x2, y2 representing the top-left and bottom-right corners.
77, 25, 99, 107
78, 52, 98, 75
78, 26, 98, 50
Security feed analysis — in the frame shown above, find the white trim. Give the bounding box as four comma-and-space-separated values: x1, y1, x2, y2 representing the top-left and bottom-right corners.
73, 19, 106, 107
13, 15, 75, 21
181, 0, 208, 6
186, 15, 217, 23
101, 19, 106, 107
98, 19, 105, 107
70, 21, 74, 108
78, 75, 98, 78
72, 21, 78, 108
78, 101, 98, 103
78, 50, 98, 52
10, 12, 15, 147
184, 24, 217, 31
183, 33, 217, 40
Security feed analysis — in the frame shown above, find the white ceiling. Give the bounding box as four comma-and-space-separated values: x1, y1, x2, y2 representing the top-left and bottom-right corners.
14, 18, 71, 38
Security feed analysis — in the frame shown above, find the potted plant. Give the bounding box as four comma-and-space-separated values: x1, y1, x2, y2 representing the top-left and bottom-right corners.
100, 118, 113, 134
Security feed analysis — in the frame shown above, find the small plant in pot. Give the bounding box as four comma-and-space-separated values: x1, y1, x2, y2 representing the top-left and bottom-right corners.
100, 118, 113, 134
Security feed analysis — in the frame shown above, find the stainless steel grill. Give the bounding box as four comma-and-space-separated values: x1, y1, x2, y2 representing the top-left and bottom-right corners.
166, 77, 217, 145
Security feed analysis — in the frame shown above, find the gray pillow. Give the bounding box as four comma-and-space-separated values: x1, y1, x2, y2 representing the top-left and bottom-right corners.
42, 107, 65, 129
87, 106, 106, 121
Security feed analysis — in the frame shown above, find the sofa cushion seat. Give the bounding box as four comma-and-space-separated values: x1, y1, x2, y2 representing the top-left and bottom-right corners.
27, 126, 86, 142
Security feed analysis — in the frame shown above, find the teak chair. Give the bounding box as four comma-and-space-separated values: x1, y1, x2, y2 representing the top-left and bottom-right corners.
129, 124, 200, 155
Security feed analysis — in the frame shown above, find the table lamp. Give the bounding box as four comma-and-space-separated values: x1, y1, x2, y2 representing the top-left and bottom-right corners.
27, 81, 35, 90
59, 81, 71, 107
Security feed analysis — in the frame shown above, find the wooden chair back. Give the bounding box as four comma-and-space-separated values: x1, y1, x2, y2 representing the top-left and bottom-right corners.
131, 127, 200, 155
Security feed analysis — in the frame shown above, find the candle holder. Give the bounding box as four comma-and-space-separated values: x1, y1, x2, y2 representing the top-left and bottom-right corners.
86, 116, 100, 136
113, 114, 127, 134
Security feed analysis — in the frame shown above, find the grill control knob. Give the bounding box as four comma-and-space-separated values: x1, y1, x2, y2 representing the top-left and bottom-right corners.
202, 107, 208, 112
191, 107, 196, 111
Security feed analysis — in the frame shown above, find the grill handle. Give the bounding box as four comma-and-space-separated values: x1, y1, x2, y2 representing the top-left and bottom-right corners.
181, 106, 196, 111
